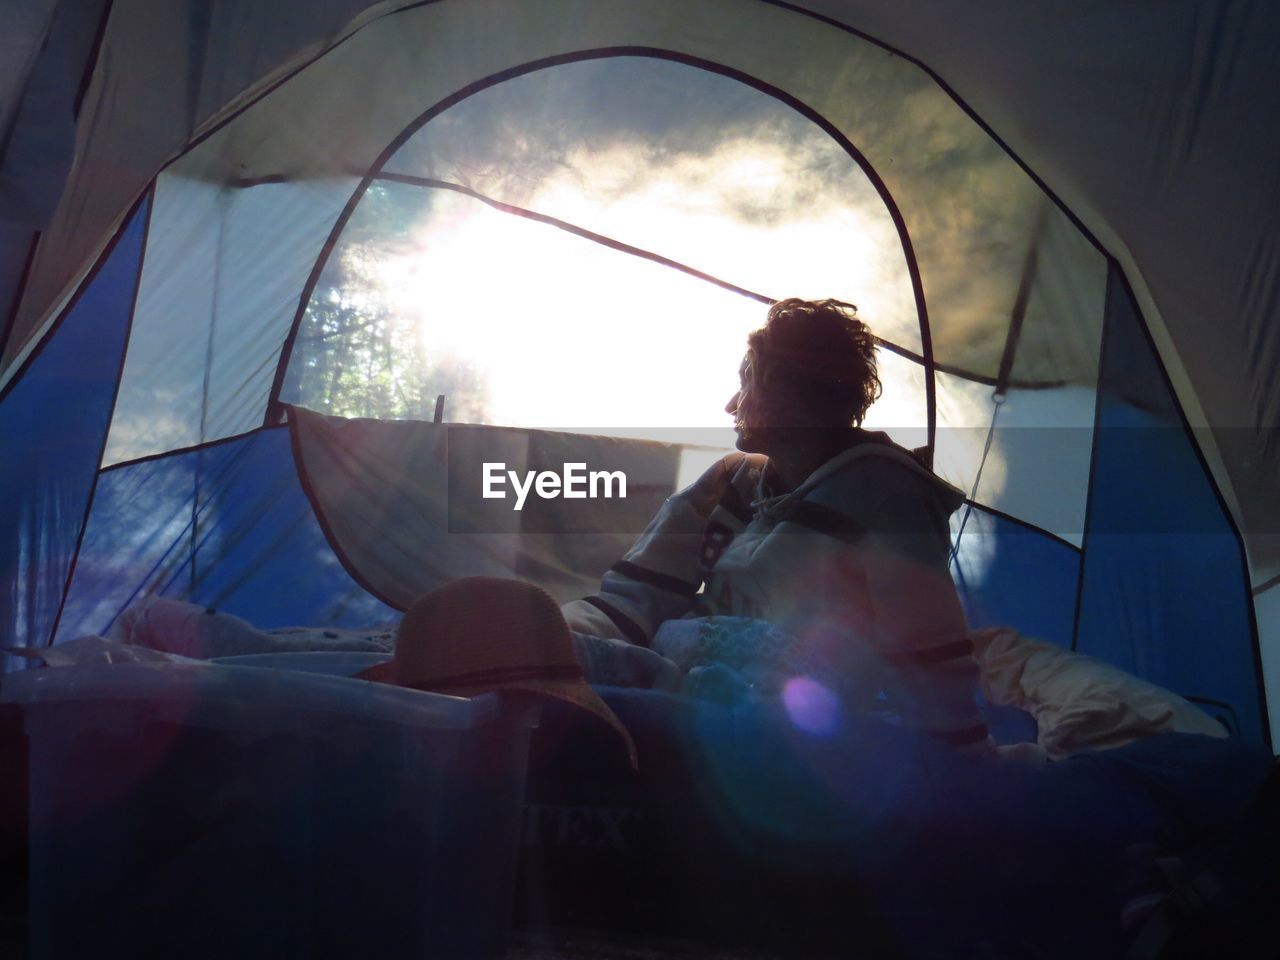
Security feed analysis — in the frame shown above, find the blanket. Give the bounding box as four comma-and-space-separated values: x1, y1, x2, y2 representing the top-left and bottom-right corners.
971, 626, 1228, 758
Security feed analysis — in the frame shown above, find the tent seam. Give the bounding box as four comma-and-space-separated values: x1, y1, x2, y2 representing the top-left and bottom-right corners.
0, 179, 154, 404
1069, 265, 1112, 654
959, 499, 1080, 553
0, 232, 42, 361
47, 187, 156, 647
72, 0, 115, 117
375, 172, 775, 306
178, 1, 449, 161
100, 425, 284, 475
376, 172, 1067, 392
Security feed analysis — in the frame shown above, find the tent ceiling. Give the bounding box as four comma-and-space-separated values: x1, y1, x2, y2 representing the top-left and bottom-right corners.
0, 0, 58, 151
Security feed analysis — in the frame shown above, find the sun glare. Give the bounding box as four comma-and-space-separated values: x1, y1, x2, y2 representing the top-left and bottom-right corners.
375, 192, 761, 437
301, 56, 932, 463
367, 139, 924, 455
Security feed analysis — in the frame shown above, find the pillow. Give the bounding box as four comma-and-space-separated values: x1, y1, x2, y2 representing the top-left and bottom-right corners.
971, 627, 1227, 759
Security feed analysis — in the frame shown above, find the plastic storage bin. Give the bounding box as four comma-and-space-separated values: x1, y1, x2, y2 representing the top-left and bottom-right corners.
4, 660, 537, 960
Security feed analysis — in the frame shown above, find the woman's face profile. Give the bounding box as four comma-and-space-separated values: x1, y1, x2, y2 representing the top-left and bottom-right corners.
726, 352, 767, 452
727, 345, 857, 456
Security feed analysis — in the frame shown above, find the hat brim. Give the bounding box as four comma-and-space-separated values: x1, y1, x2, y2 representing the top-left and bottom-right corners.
355, 663, 637, 769
355, 657, 398, 685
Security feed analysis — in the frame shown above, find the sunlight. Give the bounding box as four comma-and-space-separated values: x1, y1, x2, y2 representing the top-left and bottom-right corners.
539, 138, 919, 347
368, 138, 926, 454
375, 191, 763, 434
303, 53, 937, 461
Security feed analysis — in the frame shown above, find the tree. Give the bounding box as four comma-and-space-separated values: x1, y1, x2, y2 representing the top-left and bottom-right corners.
282, 183, 491, 423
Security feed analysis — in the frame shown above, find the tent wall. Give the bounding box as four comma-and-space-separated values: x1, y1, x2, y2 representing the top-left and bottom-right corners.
102, 171, 359, 466
80, 7, 1106, 517
2, 0, 395, 372
0, 0, 111, 352
932, 375, 1096, 547
1258, 585, 1280, 744
798, 0, 1280, 590
0, 193, 148, 654
950, 508, 1080, 649
9, 0, 1105, 389
8, 0, 1276, 593
57, 426, 400, 638
1074, 265, 1266, 745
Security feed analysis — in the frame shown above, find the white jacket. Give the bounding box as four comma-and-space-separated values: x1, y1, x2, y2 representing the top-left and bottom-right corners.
564, 432, 991, 750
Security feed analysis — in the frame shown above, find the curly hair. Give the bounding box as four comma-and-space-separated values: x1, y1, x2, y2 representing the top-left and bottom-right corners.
747, 298, 882, 426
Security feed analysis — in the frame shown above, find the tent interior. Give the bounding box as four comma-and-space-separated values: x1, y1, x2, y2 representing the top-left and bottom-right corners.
1, 1, 1278, 957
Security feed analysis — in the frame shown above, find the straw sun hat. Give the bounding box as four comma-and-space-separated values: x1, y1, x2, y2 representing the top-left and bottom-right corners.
359, 577, 637, 768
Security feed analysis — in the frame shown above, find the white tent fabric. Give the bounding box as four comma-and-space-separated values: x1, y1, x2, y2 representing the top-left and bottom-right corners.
103, 171, 359, 465
290, 406, 690, 607
1, 0, 1276, 740
933, 376, 1097, 546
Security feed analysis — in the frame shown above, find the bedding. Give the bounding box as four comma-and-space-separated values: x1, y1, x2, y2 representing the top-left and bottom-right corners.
66, 595, 1268, 959
106, 596, 1232, 766
972, 626, 1228, 758
109, 596, 395, 659
523, 687, 1274, 959
649, 617, 1231, 760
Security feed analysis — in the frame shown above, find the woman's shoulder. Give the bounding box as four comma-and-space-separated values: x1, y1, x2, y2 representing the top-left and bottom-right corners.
807, 435, 965, 516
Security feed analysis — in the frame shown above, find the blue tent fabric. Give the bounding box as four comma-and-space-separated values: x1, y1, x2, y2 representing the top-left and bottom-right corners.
56, 426, 399, 639
951, 505, 1081, 647
1075, 265, 1266, 746
0, 194, 148, 655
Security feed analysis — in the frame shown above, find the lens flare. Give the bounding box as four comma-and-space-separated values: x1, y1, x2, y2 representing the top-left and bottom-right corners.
781, 676, 841, 736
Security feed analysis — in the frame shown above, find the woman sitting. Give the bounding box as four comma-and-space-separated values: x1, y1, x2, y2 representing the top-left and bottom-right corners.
562, 297, 993, 753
